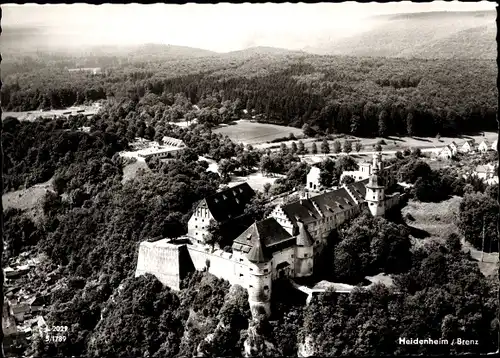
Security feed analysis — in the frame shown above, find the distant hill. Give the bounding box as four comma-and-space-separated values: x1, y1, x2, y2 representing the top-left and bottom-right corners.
88, 44, 218, 59
305, 10, 496, 59
0, 26, 217, 59
225, 46, 306, 58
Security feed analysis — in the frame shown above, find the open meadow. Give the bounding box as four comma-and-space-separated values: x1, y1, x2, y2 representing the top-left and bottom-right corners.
402, 196, 499, 277
2, 104, 101, 121
256, 131, 498, 153
213, 120, 303, 145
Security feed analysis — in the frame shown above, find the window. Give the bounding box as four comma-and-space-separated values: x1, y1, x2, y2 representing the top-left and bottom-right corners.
195, 225, 198, 229
264, 269, 269, 273
249, 285, 253, 288
304, 253, 308, 258
240, 273, 244, 277
264, 285, 269, 290
250, 268, 253, 271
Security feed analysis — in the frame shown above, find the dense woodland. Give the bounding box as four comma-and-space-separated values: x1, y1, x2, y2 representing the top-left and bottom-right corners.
1, 49, 498, 357
2, 53, 497, 138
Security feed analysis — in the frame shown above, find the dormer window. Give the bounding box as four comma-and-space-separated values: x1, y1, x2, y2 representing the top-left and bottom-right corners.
214, 198, 218, 203
223, 195, 227, 200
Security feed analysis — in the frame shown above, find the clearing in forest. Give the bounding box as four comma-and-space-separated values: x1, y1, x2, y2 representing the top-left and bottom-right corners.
402, 196, 498, 277
213, 120, 303, 145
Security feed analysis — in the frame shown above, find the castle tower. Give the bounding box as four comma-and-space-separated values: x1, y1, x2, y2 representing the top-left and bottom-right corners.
294, 219, 314, 277
365, 152, 385, 217
246, 239, 272, 318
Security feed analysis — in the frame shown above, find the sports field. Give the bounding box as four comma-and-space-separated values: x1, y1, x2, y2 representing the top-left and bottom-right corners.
213, 120, 303, 145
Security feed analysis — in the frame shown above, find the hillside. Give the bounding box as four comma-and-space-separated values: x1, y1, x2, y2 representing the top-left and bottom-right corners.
306, 10, 496, 59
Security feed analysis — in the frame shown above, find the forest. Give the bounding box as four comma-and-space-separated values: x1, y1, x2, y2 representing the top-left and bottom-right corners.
2, 109, 498, 357
1, 47, 498, 357
1, 52, 497, 138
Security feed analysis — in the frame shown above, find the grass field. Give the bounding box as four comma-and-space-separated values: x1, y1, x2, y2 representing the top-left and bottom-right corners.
213, 120, 303, 145
2, 105, 100, 121
227, 172, 284, 192
402, 196, 499, 277
256, 131, 498, 153
2, 179, 53, 222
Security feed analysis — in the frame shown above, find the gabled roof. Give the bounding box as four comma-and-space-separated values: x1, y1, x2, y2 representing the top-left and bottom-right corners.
479, 140, 490, 146
281, 187, 357, 226
202, 183, 255, 223
346, 179, 369, 202
232, 218, 294, 258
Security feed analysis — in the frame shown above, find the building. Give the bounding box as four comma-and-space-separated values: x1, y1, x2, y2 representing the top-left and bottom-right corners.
478, 140, 491, 153
306, 167, 322, 192
436, 145, 454, 160
492, 139, 498, 152
187, 182, 255, 244
460, 140, 475, 153
162, 136, 186, 148
136, 153, 399, 318
338, 156, 382, 184
473, 164, 497, 181
135, 137, 186, 161
448, 142, 458, 156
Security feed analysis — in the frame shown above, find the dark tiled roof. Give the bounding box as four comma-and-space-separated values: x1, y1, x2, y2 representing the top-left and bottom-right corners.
346, 179, 368, 202
232, 218, 294, 258
247, 239, 269, 263
281, 187, 357, 226
204, 183, 255, 222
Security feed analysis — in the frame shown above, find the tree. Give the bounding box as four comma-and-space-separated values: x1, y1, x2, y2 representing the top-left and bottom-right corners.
332, 140, 341, 154
280, 143, 289, 155
406, 112, 414, 137
355, 142, 362, 153
291, 142, 298, 154
378, 110, 388, 137
297, 140, 306, 154
334, 214, 412, 283
374, 144, 382, 152
321, 139, 330, 154
311, 142, 318, 154
343, 140, 352, 154
458, 192, 498, 252
206, 219, 223, 249
395, 151, 403, 159
341, 175, 355, 185
445, 233, 462, 253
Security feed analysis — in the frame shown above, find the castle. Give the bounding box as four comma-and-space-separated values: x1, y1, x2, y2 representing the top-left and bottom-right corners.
135, 153, 399, 317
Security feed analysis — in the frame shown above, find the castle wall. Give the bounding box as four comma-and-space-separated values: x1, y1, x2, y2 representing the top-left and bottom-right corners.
271, 247, 295, 280
135, 241, 185, 290
385, 193, 400, 212
186, 245, 242, 286
295, 246, 314, 277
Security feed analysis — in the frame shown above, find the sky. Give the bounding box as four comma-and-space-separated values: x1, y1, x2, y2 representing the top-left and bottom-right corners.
2, 1, 496, 52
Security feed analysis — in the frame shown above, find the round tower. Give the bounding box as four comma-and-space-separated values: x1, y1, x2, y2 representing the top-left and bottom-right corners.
294, 219, 314, 277
246, 240, 272, 318
365, 154, 385, 217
